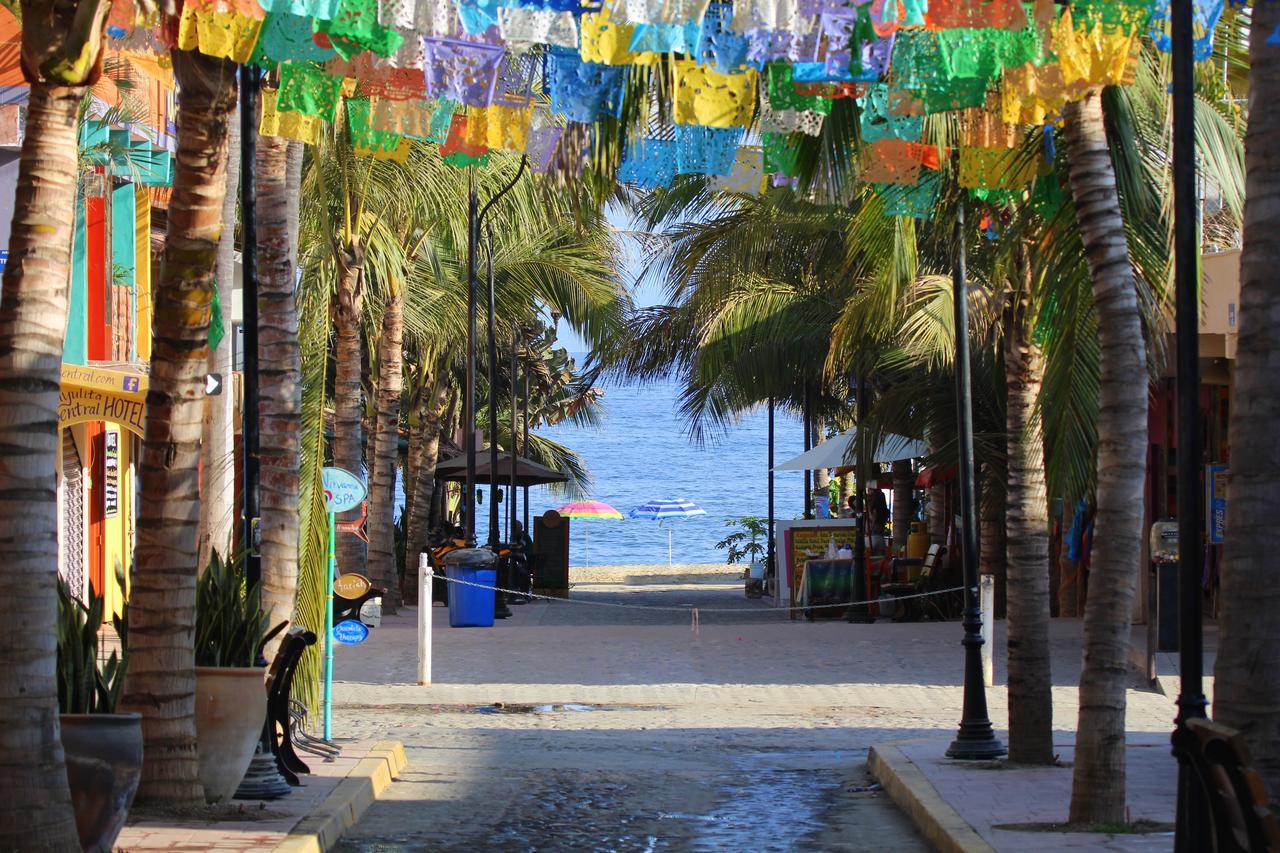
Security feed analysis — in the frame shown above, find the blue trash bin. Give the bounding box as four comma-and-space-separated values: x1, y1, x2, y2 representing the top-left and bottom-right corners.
443, 548, 497, 627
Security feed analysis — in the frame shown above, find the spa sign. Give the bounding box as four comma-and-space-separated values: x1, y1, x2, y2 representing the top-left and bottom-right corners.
322, 467, 366, 513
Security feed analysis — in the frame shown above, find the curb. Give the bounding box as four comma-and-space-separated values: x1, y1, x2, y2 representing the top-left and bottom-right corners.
868, 742, 995, 853
274, 740, 408, 853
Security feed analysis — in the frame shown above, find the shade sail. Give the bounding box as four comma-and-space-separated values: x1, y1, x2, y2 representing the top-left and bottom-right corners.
774, 430, 926, 471
434, 451, 568, 486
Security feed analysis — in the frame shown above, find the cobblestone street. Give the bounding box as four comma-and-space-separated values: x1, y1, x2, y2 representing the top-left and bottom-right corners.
329, 566, 1176, 851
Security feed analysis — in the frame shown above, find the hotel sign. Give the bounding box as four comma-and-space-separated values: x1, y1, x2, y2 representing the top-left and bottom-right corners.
59, 364, 149, 437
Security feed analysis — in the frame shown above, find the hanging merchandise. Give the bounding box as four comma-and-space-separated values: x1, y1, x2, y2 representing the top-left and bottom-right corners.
858, 83, 922, 142
464, 103, 535, 150
759, 101, 825, 136
579, 10, 637, 64
370, 96, 440, 138
454, 0, 502, 33
673, 61, 757, 127
630, 21, 700, 56
546, 49, 628, 122
375, 0, 455, 35
440, 113, 492, 165
674, 125, 743, 175
177, 0, 266, 64
278, 60, 346, 120
255, 0, 342, 24
314, 0, 405, 58
256, 11, 336, 63
261, 85, 325, 143
762, 131, 800, 176
730, 0, 800, 35
423, 38, 506, 106
860, 138, 937, 185
618, 137, 680, 189
624, 0, 711, 26
765, 61, 833, 113
874, 172, 940, 218
696, 3, 750, 75
499, 6, 579, 49
347, 96, 406, 151
924, 0, 1026, 30
710, 145, 764, 194
525, 122, 566, 173
957, 145, 1041, 190
869, 0, 927, 37
328, 52, 427, 98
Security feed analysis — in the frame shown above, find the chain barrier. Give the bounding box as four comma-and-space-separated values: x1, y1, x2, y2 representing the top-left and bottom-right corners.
433, 572, 965, 615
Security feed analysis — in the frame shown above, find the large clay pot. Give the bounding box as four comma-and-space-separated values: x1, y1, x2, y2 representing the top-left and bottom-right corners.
60, 712, 143, 853
195, 667, 267, 803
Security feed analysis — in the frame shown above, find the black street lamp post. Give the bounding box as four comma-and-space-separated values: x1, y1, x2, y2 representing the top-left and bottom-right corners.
946, 201, 1006, 761
241, 67, 261, 597
1170, 0, 1209, 847
767, 396, 775, 586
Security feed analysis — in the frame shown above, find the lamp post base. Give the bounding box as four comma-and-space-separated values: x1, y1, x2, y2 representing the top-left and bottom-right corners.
946, 723, 1007, 761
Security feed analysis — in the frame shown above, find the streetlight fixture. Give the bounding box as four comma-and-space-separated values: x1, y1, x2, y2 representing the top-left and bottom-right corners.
945, 200, 1006, 761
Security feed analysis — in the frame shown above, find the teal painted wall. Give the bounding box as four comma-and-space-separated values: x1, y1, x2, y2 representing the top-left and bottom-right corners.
64, 194, 87, 365
111, 183, 136, 360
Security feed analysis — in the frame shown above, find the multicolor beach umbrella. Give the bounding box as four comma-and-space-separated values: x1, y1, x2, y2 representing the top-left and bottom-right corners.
555, 500, 623, 567
630, 499, 707, 567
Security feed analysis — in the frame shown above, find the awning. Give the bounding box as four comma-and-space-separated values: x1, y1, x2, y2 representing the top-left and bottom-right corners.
434, 451, 568, 486
774, 429, 926, 471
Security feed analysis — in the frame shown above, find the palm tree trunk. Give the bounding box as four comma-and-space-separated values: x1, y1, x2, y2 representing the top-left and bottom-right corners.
1214, 1, 1280, 800
122, 49, 239, 806
1063, 89, 1149, 824
891, 460, 912, 552
367, 293, 404, 613
257, 132, 301, 658
406, 381, 450, 566
0, 80, 93, 849
285, 141, 303, 267
1003, 264, 1054, 765
333, 246, 366, 576
199, 97, 239, 571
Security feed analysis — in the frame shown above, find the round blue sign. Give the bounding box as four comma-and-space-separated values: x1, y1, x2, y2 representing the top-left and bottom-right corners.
332, 618, 370, 646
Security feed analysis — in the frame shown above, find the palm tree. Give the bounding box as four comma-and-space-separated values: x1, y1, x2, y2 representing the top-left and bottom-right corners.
0, 0, 114, 842
367, 283, 405, 612
1061, 89, 1150, 825
257, 131, 302, 657
121, 48, 239, 806
1002, 241, 1052, 765
1214, 0, 1280, 801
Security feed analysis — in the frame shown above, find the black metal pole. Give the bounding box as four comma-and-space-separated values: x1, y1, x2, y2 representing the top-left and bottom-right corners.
241, 66, 261, 598
848, 369, 871, 622
803, 384, 813, 519
486, 222, 500, 550
465, 174, 478, 546
510, 325, 518, 543
946, 200, 1005, 760
768, 396, 775, 584
1170, 0, 1209, 846
522, 373, 530, 533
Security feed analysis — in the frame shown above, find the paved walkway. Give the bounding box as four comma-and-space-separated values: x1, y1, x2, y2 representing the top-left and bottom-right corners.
329, 566, 1181, 851
116, 740, 394, 851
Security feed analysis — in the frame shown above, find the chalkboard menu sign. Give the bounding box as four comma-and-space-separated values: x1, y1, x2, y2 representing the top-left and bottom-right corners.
533, 510, 569, 597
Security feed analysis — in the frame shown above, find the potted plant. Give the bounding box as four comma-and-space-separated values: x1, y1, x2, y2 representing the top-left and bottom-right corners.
194, 551, 283, 803
56, 575, 143, 852
716, 516, 769, 579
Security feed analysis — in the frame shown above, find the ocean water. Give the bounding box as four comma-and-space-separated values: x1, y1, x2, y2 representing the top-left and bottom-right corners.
470, 377, 808, 566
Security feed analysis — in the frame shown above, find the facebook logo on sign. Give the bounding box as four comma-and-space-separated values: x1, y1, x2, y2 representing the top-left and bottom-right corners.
122, 377, 140, 393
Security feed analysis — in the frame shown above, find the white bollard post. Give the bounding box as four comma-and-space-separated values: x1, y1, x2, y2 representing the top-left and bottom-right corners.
980, 574, 995, 688
418, 554, 432, 685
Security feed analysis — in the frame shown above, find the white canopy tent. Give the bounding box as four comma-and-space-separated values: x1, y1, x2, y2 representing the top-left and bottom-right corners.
774, 430, 926, 471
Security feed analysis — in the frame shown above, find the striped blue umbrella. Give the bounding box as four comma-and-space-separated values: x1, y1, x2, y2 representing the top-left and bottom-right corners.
630, 499, 707, 566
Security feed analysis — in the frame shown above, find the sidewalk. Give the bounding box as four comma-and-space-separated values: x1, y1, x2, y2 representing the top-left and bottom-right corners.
115, 740, 405, 852
870, 735, 1177, 852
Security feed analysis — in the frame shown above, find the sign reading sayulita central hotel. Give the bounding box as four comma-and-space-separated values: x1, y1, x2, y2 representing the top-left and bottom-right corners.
59, 363, 149, 436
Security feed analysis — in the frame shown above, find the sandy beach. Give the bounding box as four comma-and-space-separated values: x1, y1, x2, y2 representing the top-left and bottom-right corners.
566, 561, 747, 589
